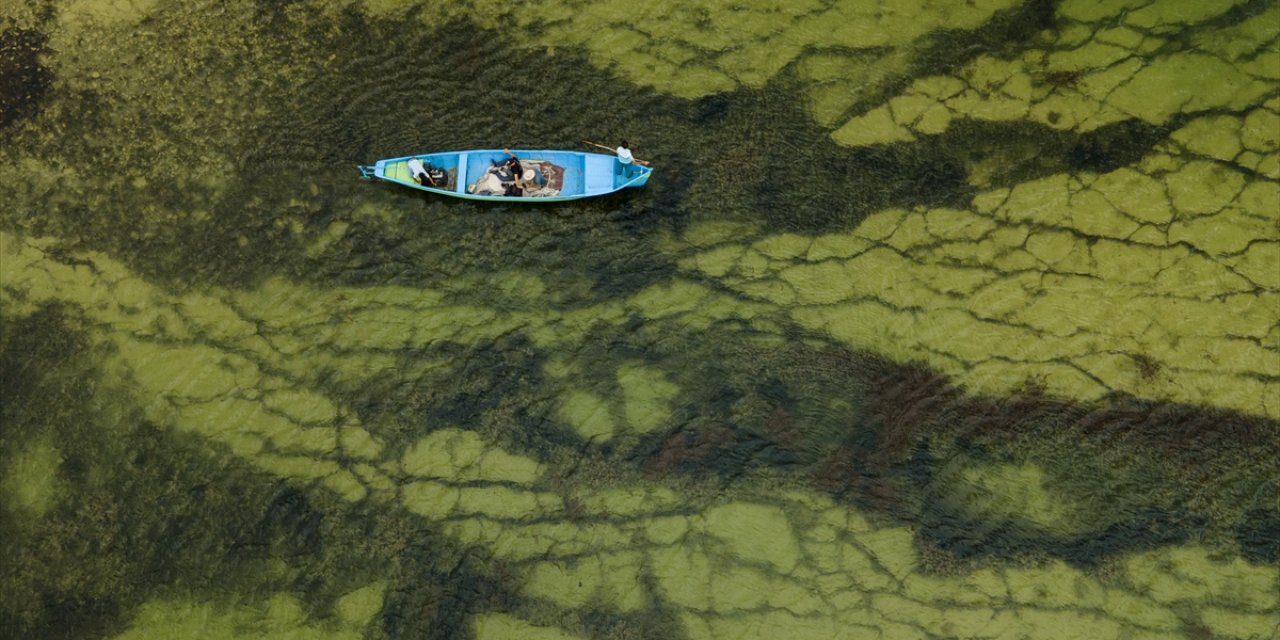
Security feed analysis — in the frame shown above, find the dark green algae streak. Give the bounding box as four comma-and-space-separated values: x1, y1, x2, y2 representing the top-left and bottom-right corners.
1, 2, 1277, 639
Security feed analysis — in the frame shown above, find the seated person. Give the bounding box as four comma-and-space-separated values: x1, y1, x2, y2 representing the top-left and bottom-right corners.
502, 148, 528, 191
406, 157, 438, 187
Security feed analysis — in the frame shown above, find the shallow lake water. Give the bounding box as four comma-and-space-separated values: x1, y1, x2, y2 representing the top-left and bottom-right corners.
1, 0, 1277, 638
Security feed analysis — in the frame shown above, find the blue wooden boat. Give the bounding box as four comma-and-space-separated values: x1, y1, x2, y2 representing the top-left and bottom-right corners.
358, 149, 652, 202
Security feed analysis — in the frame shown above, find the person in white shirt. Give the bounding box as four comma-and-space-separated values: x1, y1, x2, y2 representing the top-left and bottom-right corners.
614, 140, 649, 177
406, 157, 437, 187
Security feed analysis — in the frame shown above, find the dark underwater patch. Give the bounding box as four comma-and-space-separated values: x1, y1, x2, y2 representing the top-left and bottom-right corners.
613, 323, 1279, 567
914, 475, 1203, 569
912, 0, 1059, 78
885, 392, 1278, 566
205, 12, 682, 297
1067, 118, 1171, 174
1236, 508, 1280, 564
0, 24, 52, 131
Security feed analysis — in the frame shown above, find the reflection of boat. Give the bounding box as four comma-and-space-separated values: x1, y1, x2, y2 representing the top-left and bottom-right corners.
358, 149, 652, 202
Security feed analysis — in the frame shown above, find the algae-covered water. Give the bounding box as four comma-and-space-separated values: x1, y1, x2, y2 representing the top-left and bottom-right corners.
2, 0, 1278, 638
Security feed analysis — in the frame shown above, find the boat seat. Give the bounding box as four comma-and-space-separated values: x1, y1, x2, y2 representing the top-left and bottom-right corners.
583, 155, 615, 193
455, 153, 469, 193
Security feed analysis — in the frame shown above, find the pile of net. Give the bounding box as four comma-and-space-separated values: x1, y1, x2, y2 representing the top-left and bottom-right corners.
468, 159, 564, 197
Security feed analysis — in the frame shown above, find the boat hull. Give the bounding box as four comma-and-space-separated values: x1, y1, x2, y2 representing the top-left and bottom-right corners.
358, 149, 651, 202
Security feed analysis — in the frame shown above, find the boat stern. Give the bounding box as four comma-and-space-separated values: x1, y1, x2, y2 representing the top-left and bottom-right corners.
614, 163, 652, 191
632, 166, 652, 188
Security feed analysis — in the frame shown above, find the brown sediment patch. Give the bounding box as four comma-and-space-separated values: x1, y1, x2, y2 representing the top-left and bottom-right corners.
812, 444, 912, 514
644, 424, 737, 477
764, 406, 800, 450
858, 359, 959, 467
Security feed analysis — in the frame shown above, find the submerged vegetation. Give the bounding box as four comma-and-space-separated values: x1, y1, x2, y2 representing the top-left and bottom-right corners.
0, 0, 1276, 638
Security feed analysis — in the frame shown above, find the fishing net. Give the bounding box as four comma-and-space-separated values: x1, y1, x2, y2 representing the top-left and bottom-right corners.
468, 159, 564, 197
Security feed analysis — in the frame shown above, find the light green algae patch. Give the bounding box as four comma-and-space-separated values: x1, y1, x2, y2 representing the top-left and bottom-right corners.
334, 581, 387, 628
525, 553, 648, 612
112, 592, 368, 640
401, 429, 542, 484
577, 486, 682, 518
401, 481, 459, 520
370, 423, 1271, 640
262, 389, 338, 425
335, 0, 1018, 116
472, 613, 588, 640
832, 3, 1280, 142
1, 438, 64, 518
0, 234, 386, 504
557, 389, 617, 442
617, 362, 681, 434
832, 105, 915, 147
58, 0, 163, 32
5, 219, 1276, 637
701, 502, 800, 573
1124, 546, 1280, 612
671, 145, 1280, 417
944, 463, 1087, 535
457, 485, 560, 520
429, 475, 1277, 640
1199, 608, 1280, 640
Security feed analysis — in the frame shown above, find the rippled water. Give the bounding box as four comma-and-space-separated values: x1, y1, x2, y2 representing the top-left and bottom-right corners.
2, 1, 1278, 638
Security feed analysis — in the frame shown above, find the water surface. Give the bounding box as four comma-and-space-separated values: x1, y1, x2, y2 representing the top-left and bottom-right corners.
1, 0, 1277, 638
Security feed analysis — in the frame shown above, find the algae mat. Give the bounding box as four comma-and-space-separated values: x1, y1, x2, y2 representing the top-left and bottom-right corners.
1, 0, 1277, 639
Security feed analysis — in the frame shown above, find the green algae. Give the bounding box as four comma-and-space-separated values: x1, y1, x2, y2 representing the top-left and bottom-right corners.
943, 462, 1088, 535
401, 428, 542, 484
263, 389, 339, 426
472, 614, 587, 640
684, 610, 883, 640
1166, 159, 1248, 215
833, 104, 916, 147
578, 486, 682, 518
525, 553, 648, 612
649, 545, 714, 611
798, 51, 910, 127
617, 362, 681, 434
1, 437, 63, 519
0, 307, 392, 636
2, 2, 1279, 639
112, 593, 366, 640
673, 152, 1279, 416
420, 0, 1017, 104
6, 267, 1273, 636
857, 527, 919, 582
557, 389, 617, 442
401, 481, 460, 519
1198, 607, 1280, 639
702, 502, 800, 573
455, 485, 562, 520
1125, 546, 1280, 611
644, 516, 690, 546
334, 580, 387, 627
